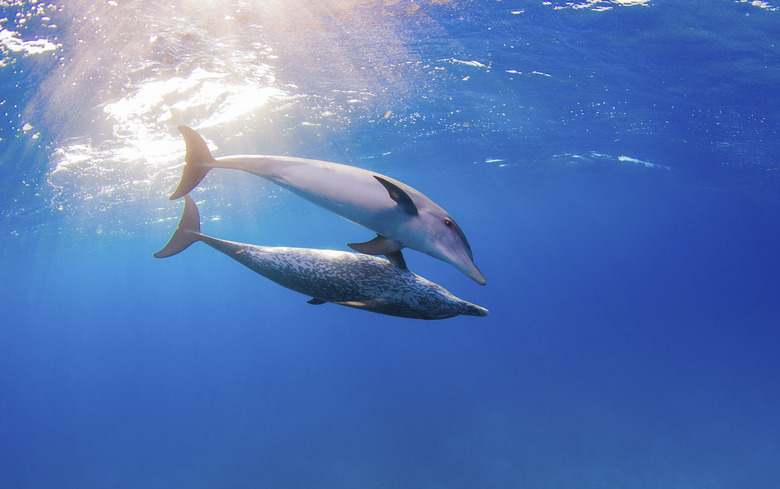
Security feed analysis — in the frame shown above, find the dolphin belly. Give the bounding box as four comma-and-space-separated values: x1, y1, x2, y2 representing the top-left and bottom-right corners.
216, 155, 410, 234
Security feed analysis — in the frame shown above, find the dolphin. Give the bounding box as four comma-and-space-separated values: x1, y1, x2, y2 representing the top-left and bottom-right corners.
168, 126, 486, 285
154, 196, 488, 320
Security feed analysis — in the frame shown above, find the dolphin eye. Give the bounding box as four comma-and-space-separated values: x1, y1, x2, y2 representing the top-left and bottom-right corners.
444, 218, 453, 228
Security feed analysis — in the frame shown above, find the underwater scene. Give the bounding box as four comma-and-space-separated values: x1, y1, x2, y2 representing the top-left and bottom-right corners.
2, 1, 779, 487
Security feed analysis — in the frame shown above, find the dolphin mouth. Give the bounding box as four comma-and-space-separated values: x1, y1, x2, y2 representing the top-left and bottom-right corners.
453, 245, 485, 285
466, 264, 487, 286
471, 305, 489, 317
446, 219, 484, 285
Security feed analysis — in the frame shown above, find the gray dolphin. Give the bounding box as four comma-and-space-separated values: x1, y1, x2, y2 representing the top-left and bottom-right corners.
168, 126, 486, 285
154, 196, 488, 320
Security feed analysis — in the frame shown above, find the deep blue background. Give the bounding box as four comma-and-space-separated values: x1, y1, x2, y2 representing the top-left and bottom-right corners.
2, 1, 779, 488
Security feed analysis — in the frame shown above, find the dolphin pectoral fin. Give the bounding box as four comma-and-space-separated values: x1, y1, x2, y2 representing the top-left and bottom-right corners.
154, 195, 202, 258
374, 176, 418, 216
384, 250, 408, 270
307, 298, 327, 305
335, 298, 390, 310
169, 126, 218, 200
348, 235, 404, 255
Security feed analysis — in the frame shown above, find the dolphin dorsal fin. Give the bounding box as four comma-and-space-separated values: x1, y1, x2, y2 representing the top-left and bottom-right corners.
374, 176, 418, 216
384, 250, 408, 270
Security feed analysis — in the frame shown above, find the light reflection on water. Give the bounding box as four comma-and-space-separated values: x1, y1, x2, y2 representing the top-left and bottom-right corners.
31, 0, 447, 233
7, 0, 712, 236
41, 4, 274, 226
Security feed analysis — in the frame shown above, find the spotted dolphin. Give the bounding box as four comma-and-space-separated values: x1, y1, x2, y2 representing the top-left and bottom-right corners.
168, 126, 486, 285
154, 196, 488, 320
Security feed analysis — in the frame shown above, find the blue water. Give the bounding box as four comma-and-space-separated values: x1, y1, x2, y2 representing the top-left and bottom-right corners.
2, 1, 780, 487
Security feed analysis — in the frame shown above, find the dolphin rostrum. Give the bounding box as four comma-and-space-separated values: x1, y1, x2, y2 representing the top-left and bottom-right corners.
154, 196, 488, 320
168, 126, 486, 285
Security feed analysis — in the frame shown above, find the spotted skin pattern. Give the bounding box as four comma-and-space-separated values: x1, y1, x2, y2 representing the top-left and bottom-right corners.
155, 196, 487, 320
199, 235, 487, 320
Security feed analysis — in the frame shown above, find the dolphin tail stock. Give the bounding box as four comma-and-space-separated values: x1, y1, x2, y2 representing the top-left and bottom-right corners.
154, 195, 202, 258
169, 126, 218, 200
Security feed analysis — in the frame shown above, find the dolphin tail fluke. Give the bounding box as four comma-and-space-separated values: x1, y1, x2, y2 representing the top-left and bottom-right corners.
154, 195, 202, 258
169, 126, 217, 200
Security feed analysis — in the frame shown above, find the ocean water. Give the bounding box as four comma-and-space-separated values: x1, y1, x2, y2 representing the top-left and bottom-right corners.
2, 0, 779, 487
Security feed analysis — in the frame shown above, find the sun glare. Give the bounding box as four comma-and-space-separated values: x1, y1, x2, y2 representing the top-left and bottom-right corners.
39, 0, 427, 229
42, 0, 304, 224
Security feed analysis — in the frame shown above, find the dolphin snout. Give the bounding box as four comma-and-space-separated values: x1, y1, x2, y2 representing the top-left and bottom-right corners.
439, 244, 486, 285
466, 264, 487, 286
472, 305, 489, 317
455, 244, 486, 285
